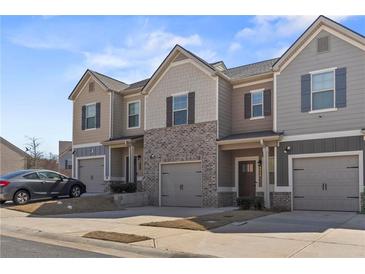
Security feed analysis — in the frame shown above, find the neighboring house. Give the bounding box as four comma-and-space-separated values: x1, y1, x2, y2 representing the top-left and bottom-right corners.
0, 137, 29, 175
69, 16, 365, 212
59, 141, 72, 177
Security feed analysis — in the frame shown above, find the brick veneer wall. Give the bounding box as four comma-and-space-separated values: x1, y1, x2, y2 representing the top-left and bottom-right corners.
143, 121, 218, 207
272, 192, 291, 211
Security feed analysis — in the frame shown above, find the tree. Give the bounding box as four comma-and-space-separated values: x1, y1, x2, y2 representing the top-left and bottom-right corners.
25, 136, 43, 169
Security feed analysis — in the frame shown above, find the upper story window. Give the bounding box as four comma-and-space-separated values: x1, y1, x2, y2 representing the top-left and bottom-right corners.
85, 104, 96, 129
128, 101, 140, 129
173, 94, 188, 125
251, 90, 264, 118
311, 70, 335, 111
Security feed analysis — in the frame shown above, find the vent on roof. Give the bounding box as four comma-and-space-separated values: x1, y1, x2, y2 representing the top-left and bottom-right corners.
317, 36, 329, 53
89, 82, 95, 92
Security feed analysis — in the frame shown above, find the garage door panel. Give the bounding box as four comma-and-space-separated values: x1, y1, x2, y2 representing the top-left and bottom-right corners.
161, 162, 202, 207
79, 158, 105, 193
293, 155, 359, 212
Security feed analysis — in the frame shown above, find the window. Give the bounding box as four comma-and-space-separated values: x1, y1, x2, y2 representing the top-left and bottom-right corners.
128, 101, 140, 128
38, 171, 62, 181
173, 94, 188, 125
23, 173, 39, 180
85, 104, 96, 129
251, 90, 263, 118
65, 160, 72, 170
311, 70, 335, 111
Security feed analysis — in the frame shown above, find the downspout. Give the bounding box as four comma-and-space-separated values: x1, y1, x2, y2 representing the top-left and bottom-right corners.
260, 139, 271, 209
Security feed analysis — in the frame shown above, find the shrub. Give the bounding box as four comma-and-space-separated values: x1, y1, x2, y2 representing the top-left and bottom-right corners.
236, 196, 254, 210
110, 182, 137, 193
253, 196, 265, 210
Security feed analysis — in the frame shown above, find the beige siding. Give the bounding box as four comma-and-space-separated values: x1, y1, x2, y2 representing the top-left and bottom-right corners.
73, 77, 110, 145
0, 143, 27, 174
232, 81, 273, 134
146, 62, 217, 130
218, 78, 232, 138
277, 30, 365, 135
112, 92, 124, 138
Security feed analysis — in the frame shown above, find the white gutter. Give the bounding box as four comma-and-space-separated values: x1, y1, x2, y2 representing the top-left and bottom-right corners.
217, 135, 281, 146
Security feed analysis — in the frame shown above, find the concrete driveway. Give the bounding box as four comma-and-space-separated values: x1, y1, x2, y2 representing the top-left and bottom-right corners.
1, 206, 364, 257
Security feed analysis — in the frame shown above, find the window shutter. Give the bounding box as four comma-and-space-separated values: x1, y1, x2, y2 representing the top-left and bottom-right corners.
96, 102, 101, 128
188, 92, 195, 124
244, 93, 251, 119
335, 67, 347, 108
81, 105, 86, 130
264, 89, 272, 116
301, 74, 311, 112
166, 96, 173, 127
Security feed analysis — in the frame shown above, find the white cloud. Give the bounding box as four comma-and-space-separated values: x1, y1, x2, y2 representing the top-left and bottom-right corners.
228, 42, 241, 52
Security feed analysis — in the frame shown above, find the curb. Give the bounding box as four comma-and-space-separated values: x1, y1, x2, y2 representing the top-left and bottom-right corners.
1, 224, 214, 258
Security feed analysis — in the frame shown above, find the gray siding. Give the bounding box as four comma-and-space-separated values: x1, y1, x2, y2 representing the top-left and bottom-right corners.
277, 136, 365, 187
218, 77, 232, 138
218, 149, 233, 187
231, 81, 273, 134
277, 30, 365, 135
73, 145, 109, 177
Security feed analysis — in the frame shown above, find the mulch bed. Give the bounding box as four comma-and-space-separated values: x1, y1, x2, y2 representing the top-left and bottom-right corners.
83, 231, 151, 243
141, 210, 273, 231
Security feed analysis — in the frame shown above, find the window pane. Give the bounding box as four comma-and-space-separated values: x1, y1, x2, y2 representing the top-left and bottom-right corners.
312, 71, 334, 91
128, 102, 139, 116
174, 110, 187, 125
312, 90, 334, 110
86, 104, 96, 117
252, 104, 263, 117
24, 173, 39, 179
87, 117, 96, 128
128, 114, 139, 128
252, 92, 263, 105
173, 95, 187, 111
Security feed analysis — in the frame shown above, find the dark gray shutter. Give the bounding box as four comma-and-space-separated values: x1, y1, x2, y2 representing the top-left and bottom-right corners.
335, 67, 347, 108
301, 74, 311, 112
96, 102, 101, 128
81, 105, 86, 130
188, 92, 195, 124
244, 93, 251, 119
166, 96, 173, 127
264, 89, 271, 116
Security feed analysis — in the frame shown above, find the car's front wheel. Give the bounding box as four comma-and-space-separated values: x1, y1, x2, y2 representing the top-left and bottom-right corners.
13, 190, 30, 205
69, 185, 82, 198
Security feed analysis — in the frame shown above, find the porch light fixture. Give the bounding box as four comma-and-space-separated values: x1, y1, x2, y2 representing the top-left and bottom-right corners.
258, 160, 262, 167
284, 146, 291, 154
150, 154, 155, 159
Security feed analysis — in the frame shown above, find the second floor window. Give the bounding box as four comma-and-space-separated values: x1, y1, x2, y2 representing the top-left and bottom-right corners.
251, 90, 263, 118
173, 94, 188, 125
85, 104, 96, 129
311, 70, 335, 111
128, 101, 140, 128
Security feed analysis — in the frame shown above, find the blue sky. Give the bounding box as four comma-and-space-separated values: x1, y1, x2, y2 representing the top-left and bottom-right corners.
1, 15, 364, 155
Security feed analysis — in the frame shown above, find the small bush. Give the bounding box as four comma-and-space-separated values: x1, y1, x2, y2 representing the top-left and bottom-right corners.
237, 196, 265, 210
236, 196, 254, 210
110, 182, 136, 193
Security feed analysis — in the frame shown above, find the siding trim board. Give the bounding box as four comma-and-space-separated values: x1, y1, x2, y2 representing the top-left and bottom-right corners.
281, 129, 364, 142
286, 150, 364, 211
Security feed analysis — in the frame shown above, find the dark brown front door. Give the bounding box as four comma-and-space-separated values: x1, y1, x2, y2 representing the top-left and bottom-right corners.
238, 161, 256, 197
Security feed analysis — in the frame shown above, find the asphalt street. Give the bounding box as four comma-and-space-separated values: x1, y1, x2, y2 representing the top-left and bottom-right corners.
0, 235, 116, 258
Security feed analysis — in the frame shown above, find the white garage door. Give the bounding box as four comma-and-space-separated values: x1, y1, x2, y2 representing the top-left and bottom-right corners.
78, 158, 105, 193
161, 162, 202, 207
293, 155, 359, 212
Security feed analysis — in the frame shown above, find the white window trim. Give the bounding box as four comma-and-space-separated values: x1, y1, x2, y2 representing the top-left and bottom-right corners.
310, 68, 336, 112
250, 89, 264, 119
85, 103, 97, 130
172, 93, 189, 126
127, 100, 141, 129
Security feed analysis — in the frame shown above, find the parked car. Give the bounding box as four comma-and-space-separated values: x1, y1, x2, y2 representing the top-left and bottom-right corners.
0, 169, 86, 205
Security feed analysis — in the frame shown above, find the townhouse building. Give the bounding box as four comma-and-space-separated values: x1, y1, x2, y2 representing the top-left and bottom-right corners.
69, 16, 365, 211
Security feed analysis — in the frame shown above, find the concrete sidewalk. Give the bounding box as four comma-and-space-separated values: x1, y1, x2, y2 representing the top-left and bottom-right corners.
1, 207, 364, 257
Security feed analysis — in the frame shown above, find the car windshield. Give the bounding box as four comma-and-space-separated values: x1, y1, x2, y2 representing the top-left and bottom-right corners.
0, 170, 29, 179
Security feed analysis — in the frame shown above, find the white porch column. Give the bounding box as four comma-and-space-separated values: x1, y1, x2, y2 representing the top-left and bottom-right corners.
128, 144, 135, 183
262, 145, 271, 208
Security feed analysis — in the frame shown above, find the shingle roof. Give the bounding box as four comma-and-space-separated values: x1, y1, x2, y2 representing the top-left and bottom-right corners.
124, 78, 150, 91
223, 58, 279, 79
89, 70, 128, 91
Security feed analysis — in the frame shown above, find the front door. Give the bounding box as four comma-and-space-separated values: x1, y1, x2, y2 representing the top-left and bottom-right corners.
238, 161, 256, 197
